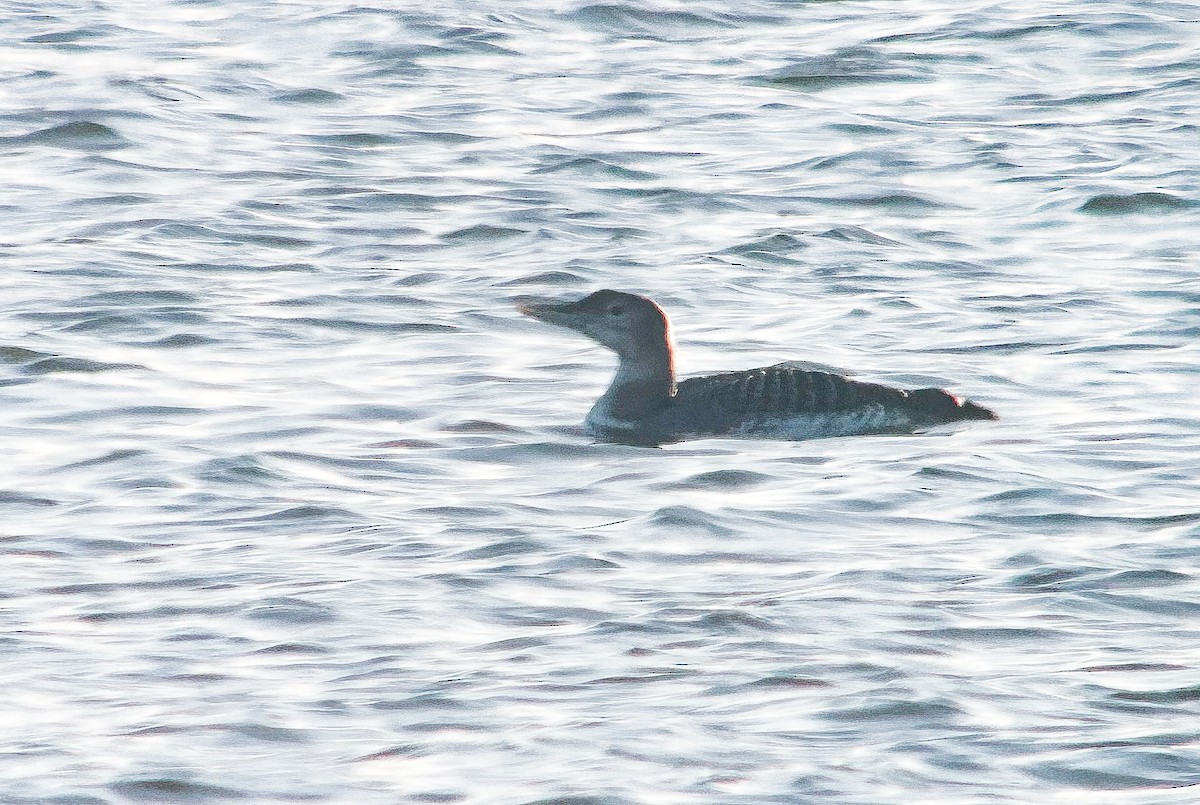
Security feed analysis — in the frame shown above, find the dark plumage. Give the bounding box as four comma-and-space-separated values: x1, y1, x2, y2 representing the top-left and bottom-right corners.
519, 290, 996, 446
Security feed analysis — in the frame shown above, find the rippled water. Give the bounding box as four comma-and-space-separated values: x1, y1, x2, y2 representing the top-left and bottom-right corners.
4, 2, 1200, 802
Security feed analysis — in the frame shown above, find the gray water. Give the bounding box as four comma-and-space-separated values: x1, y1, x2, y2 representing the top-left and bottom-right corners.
4, 1, 1200, 803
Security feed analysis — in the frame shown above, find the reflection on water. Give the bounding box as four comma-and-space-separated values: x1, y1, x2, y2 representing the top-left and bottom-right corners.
3, 1, 1199, 802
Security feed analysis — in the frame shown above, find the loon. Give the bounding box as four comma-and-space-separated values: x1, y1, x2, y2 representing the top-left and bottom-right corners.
519, 289, 997, 446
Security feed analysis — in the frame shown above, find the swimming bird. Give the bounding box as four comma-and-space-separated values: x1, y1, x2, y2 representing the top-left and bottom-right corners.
519, 289, 996, 446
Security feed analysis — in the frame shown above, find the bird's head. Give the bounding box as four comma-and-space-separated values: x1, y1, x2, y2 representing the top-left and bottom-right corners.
518, 289, 671, 360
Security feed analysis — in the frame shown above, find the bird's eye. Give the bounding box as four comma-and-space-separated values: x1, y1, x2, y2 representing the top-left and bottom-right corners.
608, 305, 625, 316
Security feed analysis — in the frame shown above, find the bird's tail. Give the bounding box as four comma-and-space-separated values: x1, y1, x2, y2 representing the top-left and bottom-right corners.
906, 388, 998, 424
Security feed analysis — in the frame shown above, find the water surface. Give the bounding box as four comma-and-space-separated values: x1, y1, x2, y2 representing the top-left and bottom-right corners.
3, 1, 1200, 802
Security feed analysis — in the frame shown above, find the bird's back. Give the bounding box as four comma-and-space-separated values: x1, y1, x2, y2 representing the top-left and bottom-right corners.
648, 362, 994, 442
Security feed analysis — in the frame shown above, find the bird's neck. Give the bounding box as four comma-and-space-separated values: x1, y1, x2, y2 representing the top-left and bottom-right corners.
590, 342, 676, 424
